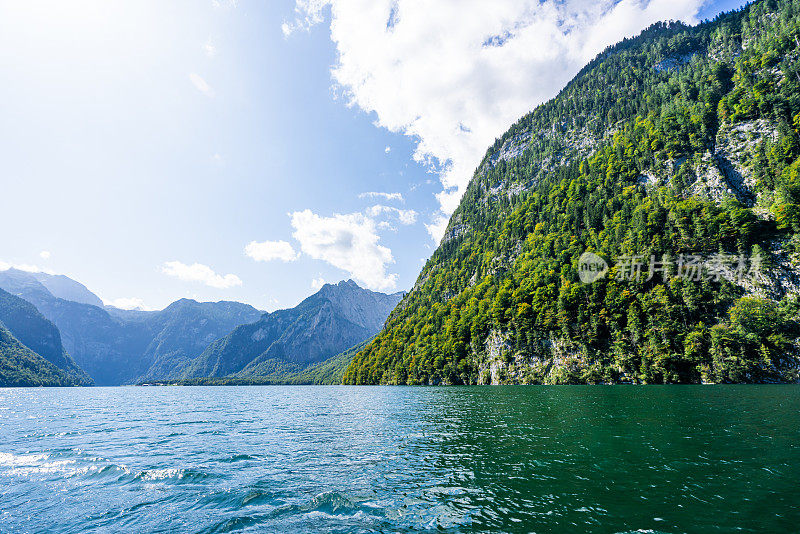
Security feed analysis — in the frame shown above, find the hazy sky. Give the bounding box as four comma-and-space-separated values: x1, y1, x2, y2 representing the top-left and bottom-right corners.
0, 0, 746, 311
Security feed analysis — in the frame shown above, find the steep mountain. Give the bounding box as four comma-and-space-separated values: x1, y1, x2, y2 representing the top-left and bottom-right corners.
289, 339, 371, 384
0, 323, 83, 387
0, 269, 53, 302
30, 272, 104, 307
134, 299, 262, 382
345, 0, 800, 385
0, 288, 93, 385
0, 269, 263, 384
181, 280, 403, 380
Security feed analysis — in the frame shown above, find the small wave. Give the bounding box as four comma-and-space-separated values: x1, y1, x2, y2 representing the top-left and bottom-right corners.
241, 489, 275, 507
129, 467, 219, 483
0, 451, 49, 467
0, 450, 135, 481
220, 453, 260, 463
304, 491, 359, 515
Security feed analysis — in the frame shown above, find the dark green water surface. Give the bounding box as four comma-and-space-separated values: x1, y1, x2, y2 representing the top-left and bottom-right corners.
0, 386, 797, 532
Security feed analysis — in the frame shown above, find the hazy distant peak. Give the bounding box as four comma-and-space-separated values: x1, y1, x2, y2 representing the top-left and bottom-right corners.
30, 271, 105, 308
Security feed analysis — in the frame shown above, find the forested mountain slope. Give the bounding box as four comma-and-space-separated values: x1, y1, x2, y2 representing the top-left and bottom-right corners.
0, 323, 85, 387
0, 322, 86, 387
165, 339, 371, 386
0, 288, 93, 385
345, 0, 800, 385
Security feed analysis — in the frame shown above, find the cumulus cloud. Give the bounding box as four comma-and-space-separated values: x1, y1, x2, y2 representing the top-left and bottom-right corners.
358, 191, 403, 202
284, 0, 705, 241
189, 72, 215, 97
39, 250, 51, 260
161, 261, 242, 289
105, 297, 148, 311
291, 209, 397, 291
245, 240, 300, 262
366, 205, 417, 225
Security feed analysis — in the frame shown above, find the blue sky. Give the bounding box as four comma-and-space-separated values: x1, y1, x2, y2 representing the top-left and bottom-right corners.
0, 0, 746, 311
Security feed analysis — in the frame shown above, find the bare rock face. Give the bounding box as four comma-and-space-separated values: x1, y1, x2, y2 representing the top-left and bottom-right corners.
653, 52, 697, 72
686, 120, 779, 211
690, 151, 751, 205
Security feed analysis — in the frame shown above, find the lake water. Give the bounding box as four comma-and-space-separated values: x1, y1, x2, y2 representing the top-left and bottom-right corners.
0, 386, 798, 533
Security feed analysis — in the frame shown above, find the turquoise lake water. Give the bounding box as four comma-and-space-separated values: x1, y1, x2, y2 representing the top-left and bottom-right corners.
1, 385, 798, 533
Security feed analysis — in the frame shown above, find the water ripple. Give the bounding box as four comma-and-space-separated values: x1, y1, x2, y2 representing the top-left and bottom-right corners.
0, 385, 798, 532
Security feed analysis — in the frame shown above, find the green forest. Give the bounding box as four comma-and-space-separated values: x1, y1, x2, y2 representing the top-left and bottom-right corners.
344, 0, 800, 385
0, 323, 81, 387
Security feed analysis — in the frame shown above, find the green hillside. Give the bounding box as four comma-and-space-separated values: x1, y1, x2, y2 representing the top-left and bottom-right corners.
345, 0, 800, 385
157, 339, 368, 386
0, 323, 83, 387
0, 288, 92, 385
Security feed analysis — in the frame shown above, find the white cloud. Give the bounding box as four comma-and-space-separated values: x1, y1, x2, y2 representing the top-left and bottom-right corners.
311, 277, 326, 290
204, 40, 217, 58
245, 240, 300, 262
384, 146, 391, 153
105, 297, 148, 310
291, 209, 397, 291
424, 214, 450, 244
366, 204, 417, 225
161, 261, 242, 289
189, 72, 215, 97
39, 250, 51, 260
0, 260, 54, 275
282, 0, 328, 37
212, 0, 238, 9
358, 191, 403, 202
285, 0, 705, 241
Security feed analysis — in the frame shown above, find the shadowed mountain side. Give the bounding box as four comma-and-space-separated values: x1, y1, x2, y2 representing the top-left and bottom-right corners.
181, 281, 402, 380
0, 288, 92, 385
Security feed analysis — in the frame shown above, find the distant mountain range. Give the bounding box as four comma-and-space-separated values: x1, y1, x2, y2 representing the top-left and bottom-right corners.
0, 269, 403, 386
180, 280, 403, 381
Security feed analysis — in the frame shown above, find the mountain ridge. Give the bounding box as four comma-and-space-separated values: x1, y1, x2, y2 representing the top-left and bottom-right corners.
180, 280, 403, 380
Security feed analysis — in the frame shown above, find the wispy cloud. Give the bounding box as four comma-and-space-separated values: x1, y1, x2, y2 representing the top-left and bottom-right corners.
161, 261, 242, 289
245, 240, 300, 262
39, 250, 51, 260
204, 40, 217, 58
366, 204, 417, 225
311, 277, 326, 290
358, 191, 403, 202
212, 0, 238, 9
0, 260, 55, 275
189, 72, 215, 97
